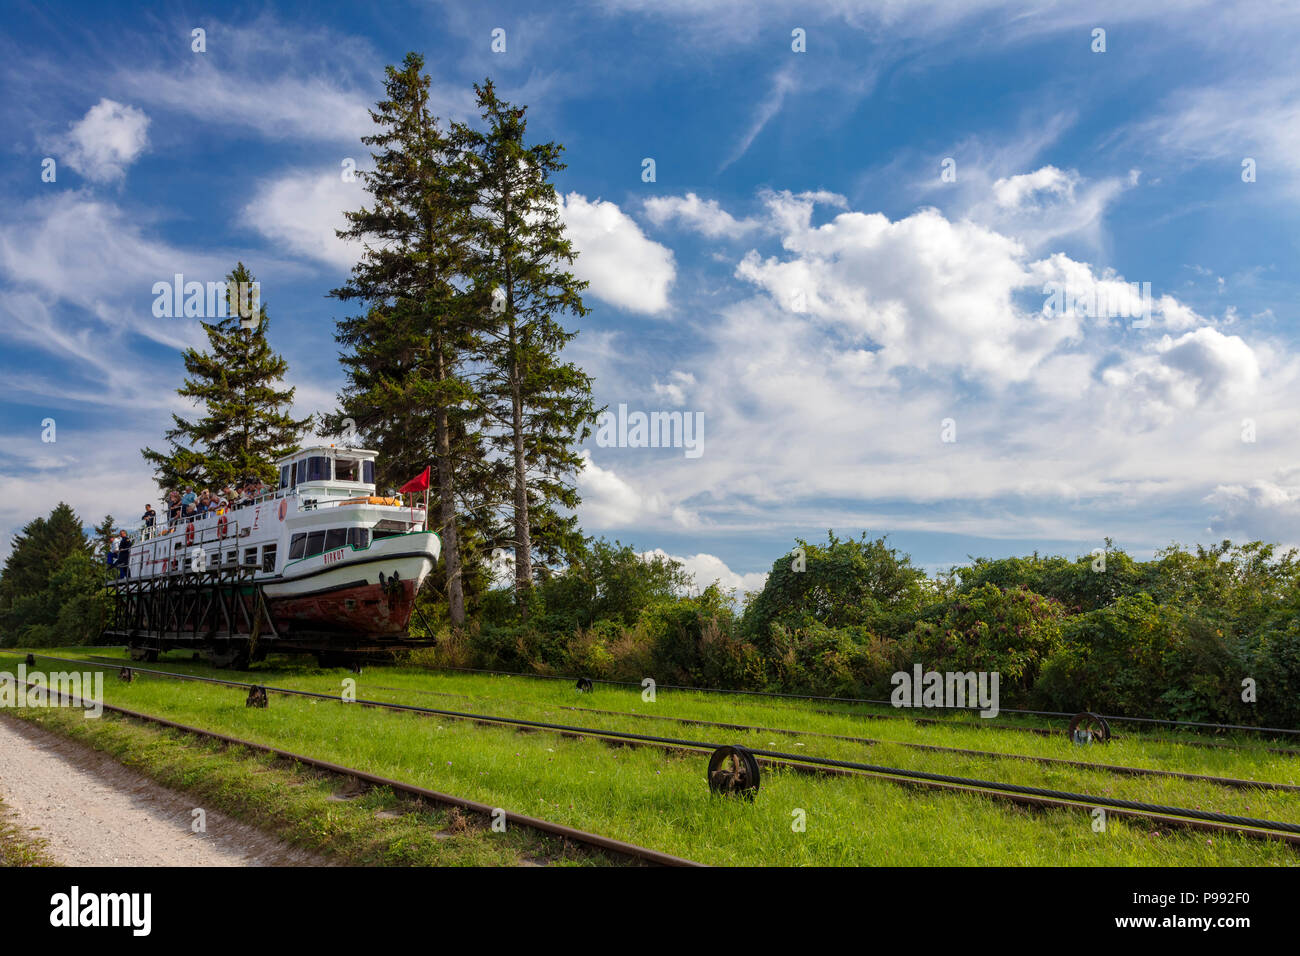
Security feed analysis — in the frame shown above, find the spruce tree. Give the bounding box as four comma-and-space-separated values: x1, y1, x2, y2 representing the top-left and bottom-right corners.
0, 503, 89, 610
330, 53, 487, 627
91, 514, 116, 559
461, 79, 598, 609
143, 263, 310, 491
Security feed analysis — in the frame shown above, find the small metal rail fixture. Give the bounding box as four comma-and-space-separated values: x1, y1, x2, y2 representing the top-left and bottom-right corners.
246, 685, 269, 708
575, 677, 594, 693
707, 745, 761, 799
1068, 711, 1111, 745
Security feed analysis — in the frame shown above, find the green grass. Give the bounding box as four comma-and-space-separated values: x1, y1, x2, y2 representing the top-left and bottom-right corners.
1, 703, 632, 867
5, 648, 1299, 866
0, 792, 56, 867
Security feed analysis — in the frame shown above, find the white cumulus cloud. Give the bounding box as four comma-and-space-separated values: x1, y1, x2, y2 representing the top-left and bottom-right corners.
243, 167, 362, 271
58, 99, 150, 183
559, 193, 675, 315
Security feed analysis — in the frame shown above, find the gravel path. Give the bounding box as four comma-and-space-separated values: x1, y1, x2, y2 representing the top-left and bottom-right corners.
0, 714, 323, 866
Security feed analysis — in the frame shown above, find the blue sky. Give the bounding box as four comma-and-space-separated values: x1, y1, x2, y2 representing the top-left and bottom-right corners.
3, 0, 1300, 592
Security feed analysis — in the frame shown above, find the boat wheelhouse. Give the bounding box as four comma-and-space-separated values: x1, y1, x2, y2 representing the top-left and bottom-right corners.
117, 445, 440, 652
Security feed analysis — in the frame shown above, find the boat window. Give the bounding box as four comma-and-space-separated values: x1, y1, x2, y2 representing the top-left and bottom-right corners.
225, 551, 237, 565
242, 547, 258, 567
261, 544, 277, 573
305, 456, 329, 482
372, 528, 404, 539
335, 458, 360, 482
304, 530, 326, 558
363, 461, 375, 484
347, 527, 371, 550
324, 528, 347, 552
279, 464, 291, 490
288, 533, 306, 560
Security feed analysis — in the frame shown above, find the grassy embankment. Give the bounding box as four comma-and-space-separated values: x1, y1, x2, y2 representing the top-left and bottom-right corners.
3, 648, 1298, 866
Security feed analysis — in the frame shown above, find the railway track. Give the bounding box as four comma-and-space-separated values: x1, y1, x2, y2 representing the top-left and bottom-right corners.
416, 663, 1300, 739
24, 653, 1300, 849
16, 675, 703, 868
84, 651, 1300, 754
358, 682, 1300, 794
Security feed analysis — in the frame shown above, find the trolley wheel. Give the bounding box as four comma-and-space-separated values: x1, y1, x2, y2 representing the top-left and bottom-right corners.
707, 745, 761, 799
1067, 711, 1111, 745
576, 677, 593, 693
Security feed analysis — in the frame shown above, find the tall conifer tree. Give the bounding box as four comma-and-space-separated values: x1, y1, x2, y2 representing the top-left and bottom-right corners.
143, 263, 310, 491
330, 53, 486, 627
461, 79, 598, 609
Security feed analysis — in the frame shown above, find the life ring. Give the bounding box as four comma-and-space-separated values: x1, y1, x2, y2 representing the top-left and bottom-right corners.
278, 499, 288, 521
218, 514, 229, 538
185, 522, 195, 546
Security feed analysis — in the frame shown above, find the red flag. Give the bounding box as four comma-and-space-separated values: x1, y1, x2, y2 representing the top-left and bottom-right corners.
399, 466, 431, 494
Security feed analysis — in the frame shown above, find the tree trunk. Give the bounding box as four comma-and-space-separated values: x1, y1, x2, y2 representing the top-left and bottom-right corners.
432, 341, 466, 627
507, 307, 532, 611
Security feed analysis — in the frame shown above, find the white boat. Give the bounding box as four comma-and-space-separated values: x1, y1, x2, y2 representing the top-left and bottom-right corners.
116, 445, 440, 652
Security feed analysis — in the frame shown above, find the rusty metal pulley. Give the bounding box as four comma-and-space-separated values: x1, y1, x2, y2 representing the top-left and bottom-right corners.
1068, 711, 1111, 745
707, 745, 761, 799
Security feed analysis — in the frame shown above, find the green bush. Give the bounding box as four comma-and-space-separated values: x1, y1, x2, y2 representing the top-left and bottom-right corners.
899, 584, 1065, 701
1033, 594, 1183, 715
642, 584, 736, 684
742, 531, 928, 649
1247, 616, 1300, 728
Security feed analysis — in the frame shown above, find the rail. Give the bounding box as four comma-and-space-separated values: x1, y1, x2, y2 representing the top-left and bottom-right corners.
18, 674, 702, 867
25, 653, 1300, 849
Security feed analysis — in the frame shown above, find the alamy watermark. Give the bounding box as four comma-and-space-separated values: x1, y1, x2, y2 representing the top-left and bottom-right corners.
890, 664, 1000, 718
50, 886, 150, 936
594, 403, 704, 459
1042, 280, 1152, 329
0, 663, 103, 717
151, 274, 261, 328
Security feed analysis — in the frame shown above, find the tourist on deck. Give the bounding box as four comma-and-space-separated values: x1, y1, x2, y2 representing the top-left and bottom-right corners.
142, 504, 156, 528
167, 490, 182, 523
116, 530, 132, 579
